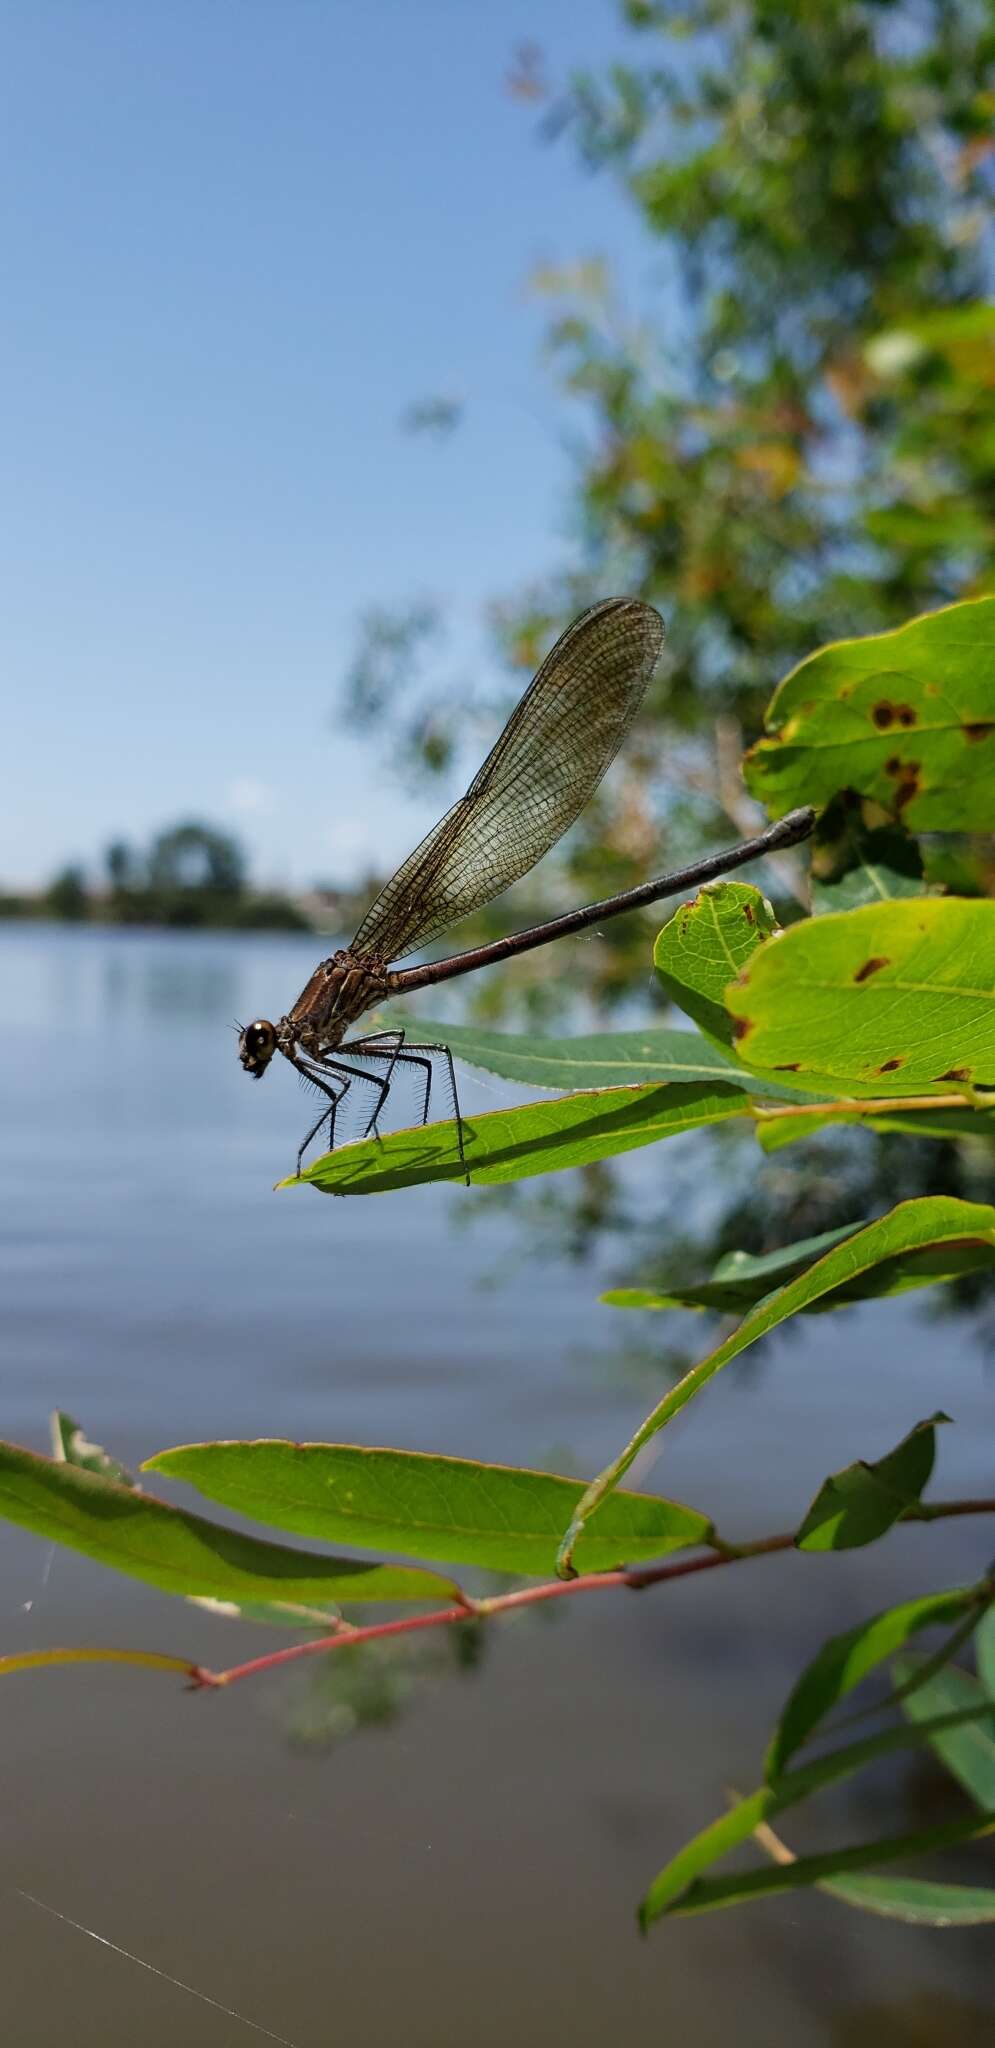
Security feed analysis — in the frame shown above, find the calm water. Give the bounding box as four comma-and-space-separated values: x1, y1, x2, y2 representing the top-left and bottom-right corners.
2, 923, 993, 2046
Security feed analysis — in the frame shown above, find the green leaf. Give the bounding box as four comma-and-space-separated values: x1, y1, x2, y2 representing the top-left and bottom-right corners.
282, 1082, 750, 1195
726, 897, 995, 1092
379, 1012, 792, 1096
602, 1223, 861, 1314
557, 1197, 995, 1573
809, 793, 927, 914
0, 1647, 199, 1683
767, 1588, 987, 1779
653, 881, 777, 1045
50, 1410, 136, 1490
795, 1414, 949, 1551
658, 1812, 995, 1920
145, 1442, 714, 1575
894, 1655, 995, 1809
751, 1813, 995, 1924
977, 1607, 995, 1699
802, 1872, 995, 1925
744, 595, 995, 830
0, 1443, 461, 1606
639, 1704, 995, 1927
48, 1415, 350, 1633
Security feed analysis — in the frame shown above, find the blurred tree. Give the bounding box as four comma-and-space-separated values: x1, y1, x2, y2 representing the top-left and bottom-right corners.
104, 838, 137, 891
146, 822, 246, 897
45, 864, 88, 921
347, 0, 995, 906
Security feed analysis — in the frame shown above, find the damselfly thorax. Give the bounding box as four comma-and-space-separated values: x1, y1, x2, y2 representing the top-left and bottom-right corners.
239, 598, 814, 1178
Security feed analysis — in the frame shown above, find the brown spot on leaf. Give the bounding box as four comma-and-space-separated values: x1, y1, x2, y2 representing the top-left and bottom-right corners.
897, 704, 917, 727
877, 1058, 903, 1073
743, 904, 755, 925
937, 1067, 972, 1083
774, 1061, 801, 1072
884, 755, 902, 775
872, 700, 896, 728
854, 956, 890, 983
964, 721, 995, 742
894, 771, 920, 811
732, 1017, 753, 1042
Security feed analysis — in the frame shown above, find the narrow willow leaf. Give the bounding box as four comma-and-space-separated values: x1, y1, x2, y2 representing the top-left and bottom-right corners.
378, 1012, 791, 1095
50, 1411, 136, 1490
653, 881, 777, 1046
977, 1608, 995, 1699
894, 1655, 995, 1808
660, 1811, 995, 1919
809, 794, 927, 915
727, 897, 995, 1092
0, 1647, 199, 1682
795, 1414, 949, 1552
282, 1082, 749, 1196
556, 1197, 995, 1574
638, 1704, 995, 1928
744, 594, 995, 830
766, 1588, 986, 1780
602, 1224, 860, 1314
0, 1443, 460, 1605
752, 1814, 995, 1924
145, 1442, 714, 1575
799, 1872, 995, 1925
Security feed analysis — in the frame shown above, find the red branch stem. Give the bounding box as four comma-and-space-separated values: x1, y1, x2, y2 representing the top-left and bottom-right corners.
189, 1506, 994, 1693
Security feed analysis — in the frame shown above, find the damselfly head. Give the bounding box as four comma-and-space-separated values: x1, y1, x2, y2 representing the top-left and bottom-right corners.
239, 1018, 277, 1078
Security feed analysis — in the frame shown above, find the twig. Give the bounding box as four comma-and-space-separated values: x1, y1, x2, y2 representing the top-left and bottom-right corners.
188, 1503, 995, 1693
754, 1092, 975, 1122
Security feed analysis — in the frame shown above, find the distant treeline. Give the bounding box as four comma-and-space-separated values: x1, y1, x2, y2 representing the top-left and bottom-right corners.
2, 822, 313, 932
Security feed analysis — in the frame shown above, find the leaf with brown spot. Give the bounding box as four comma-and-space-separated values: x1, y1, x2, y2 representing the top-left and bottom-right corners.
653, 881, 778, 1047
725, 898, 995, 1093
745, 596, 995, 828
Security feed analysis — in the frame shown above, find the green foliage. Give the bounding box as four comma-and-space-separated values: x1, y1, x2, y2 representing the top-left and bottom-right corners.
602, 1233, 995, 1315
894, 1656, 995, 1811
557, 1200, 995, 1571
285, 1080, 750, 1194
726, 898, 995, 1091
745, 597, 995, 828
766, 1588, 991, 1780
653, 881, 777, 1045
639, 1709, 995, 1928
794, 1416, 950, 1552
0, 1443, 459, 1606
380, 1012, 783, 1094
810, 792, 927, 915
145, 1442, 713, 1575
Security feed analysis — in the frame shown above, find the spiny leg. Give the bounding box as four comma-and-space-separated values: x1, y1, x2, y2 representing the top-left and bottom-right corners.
343, 1031, 406, 1137
295, 1076, 348, 1178
400, 1041, 468, 1185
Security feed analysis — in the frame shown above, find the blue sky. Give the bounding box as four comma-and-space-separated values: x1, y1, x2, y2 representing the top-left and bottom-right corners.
3, 1, 654, 889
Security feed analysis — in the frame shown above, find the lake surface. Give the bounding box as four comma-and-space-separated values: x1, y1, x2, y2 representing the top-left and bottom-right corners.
2, 923, 993, 2046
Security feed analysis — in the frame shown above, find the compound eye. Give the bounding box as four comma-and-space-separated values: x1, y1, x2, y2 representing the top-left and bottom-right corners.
247, 1020, 275, 1055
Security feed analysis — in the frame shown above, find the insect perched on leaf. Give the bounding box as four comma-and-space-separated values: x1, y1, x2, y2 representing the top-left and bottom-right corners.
239, 599, 813, 1176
